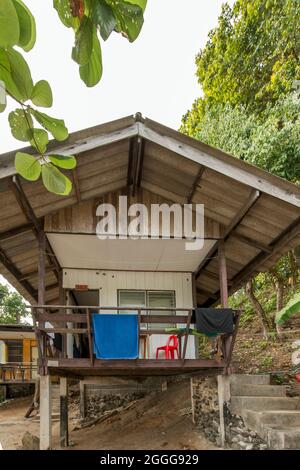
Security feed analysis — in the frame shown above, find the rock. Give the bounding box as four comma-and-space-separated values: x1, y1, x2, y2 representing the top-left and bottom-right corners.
215, 437, 222, 447
259, 444, 268, 450
246, 444, 254, 450
238, 441, 248, 449
22, 432, 40, 450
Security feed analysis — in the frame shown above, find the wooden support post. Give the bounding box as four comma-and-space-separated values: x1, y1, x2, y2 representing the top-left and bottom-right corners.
38, 232, 46, 360
218, 239, 228, 308
218, 239, 232, 365
40, 375, 52, 450
217, 375, 231, 448
79, 381, 86, 419
60, 377, 69, 448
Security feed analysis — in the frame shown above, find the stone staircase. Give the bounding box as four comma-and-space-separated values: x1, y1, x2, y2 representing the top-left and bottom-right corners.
230, 374, 300, 449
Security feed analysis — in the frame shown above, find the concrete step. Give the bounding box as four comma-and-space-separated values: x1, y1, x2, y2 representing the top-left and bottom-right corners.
243, 409, 300, 438
231, 384, 287, 397
266, 426, 300, 450
230, 374, 270, 386
231, 396, 300, 415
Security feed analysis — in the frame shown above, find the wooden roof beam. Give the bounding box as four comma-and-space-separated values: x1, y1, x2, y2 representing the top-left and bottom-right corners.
187, 166, 205, 204
0, 246, 37, 301
11, 176, 61, 276
231, 233, 272, 254
0, 223, 35, 241
194, 189, 261, 279
19, 266, 55, 282
230, 216, 300, 292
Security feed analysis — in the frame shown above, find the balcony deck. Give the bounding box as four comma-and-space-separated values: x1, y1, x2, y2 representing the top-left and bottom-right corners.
31, 305, 240, 379
44, 357, 227, 378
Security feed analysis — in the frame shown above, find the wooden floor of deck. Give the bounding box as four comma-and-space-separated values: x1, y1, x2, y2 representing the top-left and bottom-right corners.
44, 358, 227, 377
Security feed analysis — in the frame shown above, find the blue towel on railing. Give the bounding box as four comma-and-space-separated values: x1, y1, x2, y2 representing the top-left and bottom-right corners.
92, 314, 139, 359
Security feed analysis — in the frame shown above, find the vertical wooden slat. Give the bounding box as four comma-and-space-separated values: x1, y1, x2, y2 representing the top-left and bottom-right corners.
182, 309, 192, 360
86, 309, 94, 366
218, 239, 228, 307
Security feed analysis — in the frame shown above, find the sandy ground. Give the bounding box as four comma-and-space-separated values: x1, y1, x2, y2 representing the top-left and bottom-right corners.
0, 382, 217, 450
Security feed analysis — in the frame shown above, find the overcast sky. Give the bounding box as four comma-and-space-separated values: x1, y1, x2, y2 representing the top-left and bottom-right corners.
0, 0, 234, 154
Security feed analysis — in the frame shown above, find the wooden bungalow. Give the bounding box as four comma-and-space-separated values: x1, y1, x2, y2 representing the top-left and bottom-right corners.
0, 113, 299, 448
0, 324, 37, 396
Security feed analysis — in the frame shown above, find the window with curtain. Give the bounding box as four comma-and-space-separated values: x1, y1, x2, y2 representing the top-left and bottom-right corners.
6, 340, 23, 363
118, 289, 176, 329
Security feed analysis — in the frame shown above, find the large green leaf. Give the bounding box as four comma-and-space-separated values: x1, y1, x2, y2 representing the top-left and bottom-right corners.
42, 164, 72, 196
32, 110, 69, 141
8, 108, 33, 141
107, 0, 144, 42
5, 48, 34, 101
72, 16, 93, 66
126, 0, 147, 11
12, 0, 36, 52
0, 80, 6, 113
276, 292, 300, 325
48, 154, 77, 169
31, 80, 53, 107
79, 31, 102, 87
0, 0, 20, 48
93, 0, 117, 41
53, 0, 79, 29
15, 152, 41, 181
30, 128, 49, 154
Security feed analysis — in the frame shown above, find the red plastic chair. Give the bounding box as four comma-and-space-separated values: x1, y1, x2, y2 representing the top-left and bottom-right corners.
156, 335, 179, 359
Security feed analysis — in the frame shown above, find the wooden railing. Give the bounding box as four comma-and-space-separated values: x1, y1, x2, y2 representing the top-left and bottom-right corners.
0, 362, 37, 383
29, 306, 240, 370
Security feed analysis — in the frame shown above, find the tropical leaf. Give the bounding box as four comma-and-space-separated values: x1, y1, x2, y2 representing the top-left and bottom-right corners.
12, 0, 36, 52
0, 0, 20, 48
48, 154, 76, 169
30, 128, 49, 154
32, 110, 69, 141
53, 0, 79, 29
15, 152, 41, 181
79, 31, 102, 86
31, 80, 53, 107
276, 292, 300, 325
107, 0, 144, 42
8, 108, 32, 141
5, 48, 34, 101
72, 16, 93, 66
42, 164, 72, 195
93, 0, 117, 41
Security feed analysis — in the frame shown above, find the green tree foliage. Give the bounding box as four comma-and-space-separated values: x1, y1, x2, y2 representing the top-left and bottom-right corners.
181, 0, 300, 333
194, 0, 300, 110
0, 0, 147, 195
182, 93, 300, 184
0, 284, 27, 324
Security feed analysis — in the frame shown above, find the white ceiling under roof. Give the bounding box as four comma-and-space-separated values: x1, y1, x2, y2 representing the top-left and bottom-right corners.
47, 234, 216, 272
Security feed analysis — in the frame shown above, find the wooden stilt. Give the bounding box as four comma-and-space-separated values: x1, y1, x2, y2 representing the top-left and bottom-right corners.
217, 375, 231, 448
218, 239, 232, 364
218, 239, 228, 308
40, 375, 52, 450
60, 377, 69, 448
